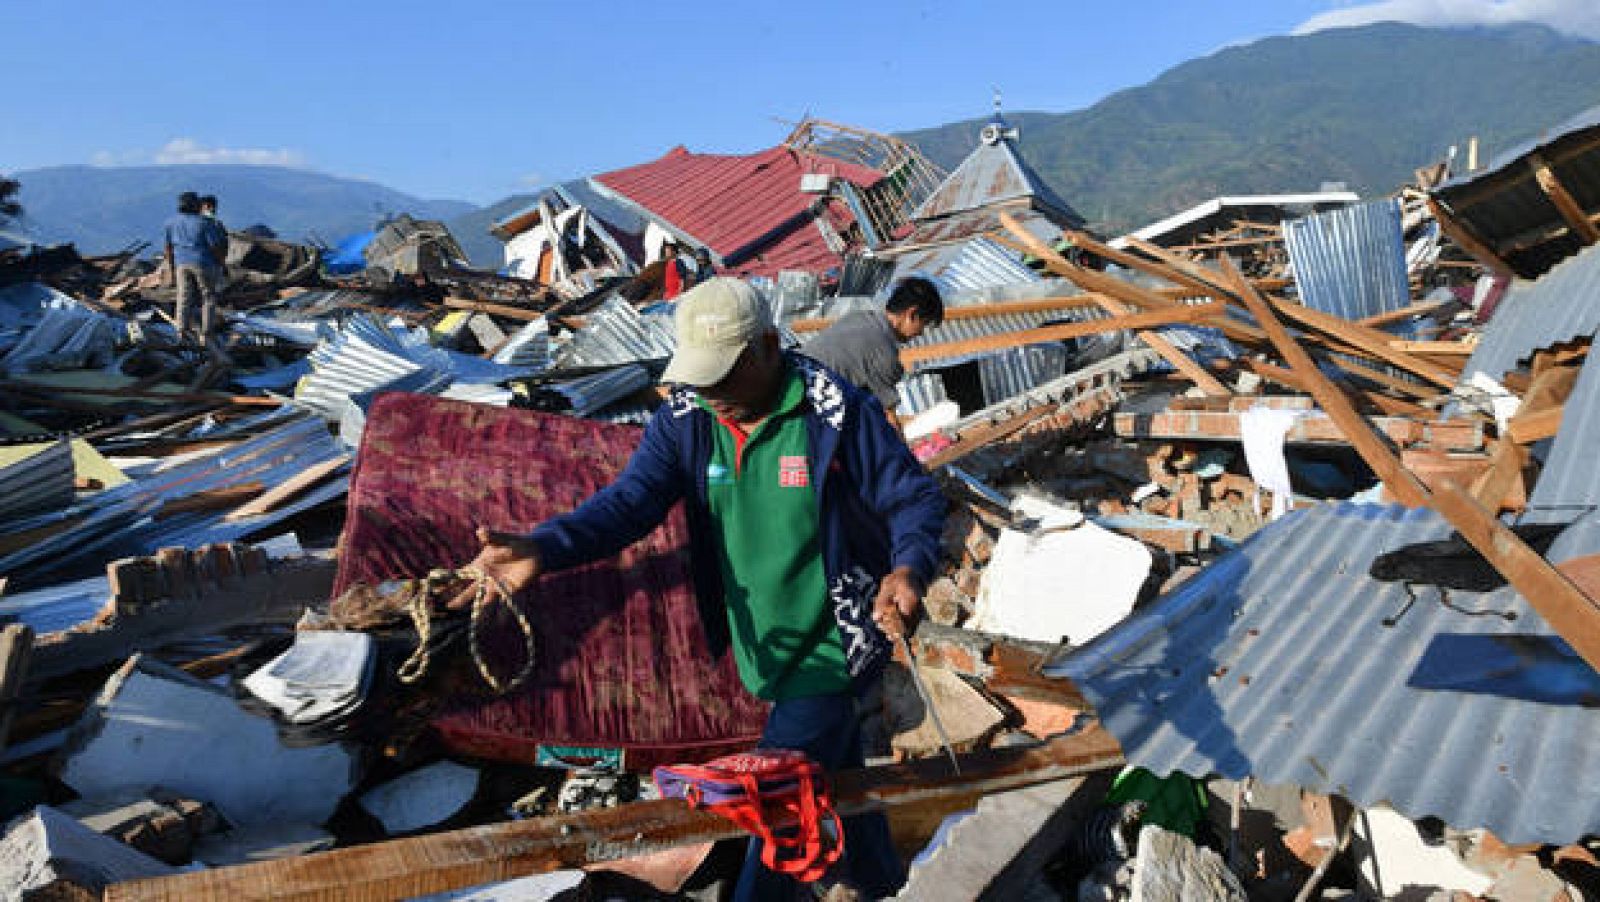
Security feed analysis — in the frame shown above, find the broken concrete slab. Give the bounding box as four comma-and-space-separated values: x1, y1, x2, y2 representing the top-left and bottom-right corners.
1131, 824, 1247, 902
359, 761, 479, 835
57, 655, 360, 829
0, 805, 175, 900
972, 497, 1151, 645
896, 776, 1099, 901
1350, 806, 1492, 899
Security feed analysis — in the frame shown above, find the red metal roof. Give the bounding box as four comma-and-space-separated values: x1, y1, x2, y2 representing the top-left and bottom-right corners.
595, 145, 883, 277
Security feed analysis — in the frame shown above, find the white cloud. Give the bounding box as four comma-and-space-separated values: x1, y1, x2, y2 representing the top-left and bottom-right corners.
152, 138, 305, 167
1295, 0, 1600, 41
516, 172, 546, 188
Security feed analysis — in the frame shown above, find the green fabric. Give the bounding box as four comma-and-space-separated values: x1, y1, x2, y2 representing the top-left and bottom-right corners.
1105, 767, 1209, 837
701, 368, 848, 700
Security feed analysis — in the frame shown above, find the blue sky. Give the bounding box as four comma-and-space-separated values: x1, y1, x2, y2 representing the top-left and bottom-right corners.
5, 0, 1597, 204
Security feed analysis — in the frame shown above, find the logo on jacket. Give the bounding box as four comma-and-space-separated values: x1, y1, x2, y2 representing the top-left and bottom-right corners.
707, 463, 733, 486
779, 455, 809, 488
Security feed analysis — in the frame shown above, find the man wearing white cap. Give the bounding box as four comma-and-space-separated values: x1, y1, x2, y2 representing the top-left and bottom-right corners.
457, 277, 946, 899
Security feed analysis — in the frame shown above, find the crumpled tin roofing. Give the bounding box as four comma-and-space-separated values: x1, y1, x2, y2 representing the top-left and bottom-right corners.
1434, 104, 1600, 279
295, 316, 453, 421
888, 237, 1040, 295
1282, 199, 1411, 321
0, 410, 347, 588
1461, 241, 1600, 381
558, 298, 676, 369
1050, 502, 1600, 844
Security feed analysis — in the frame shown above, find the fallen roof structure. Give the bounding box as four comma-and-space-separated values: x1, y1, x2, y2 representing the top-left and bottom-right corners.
1432, 102, 1600, 279
1050, 502, 1600, 845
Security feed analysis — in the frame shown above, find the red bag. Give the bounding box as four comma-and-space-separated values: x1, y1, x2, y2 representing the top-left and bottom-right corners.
654, 749, 843, 882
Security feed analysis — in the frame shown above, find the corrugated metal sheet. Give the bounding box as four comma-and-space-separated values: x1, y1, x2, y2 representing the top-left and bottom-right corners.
0, 439, 74, 519
1113, 192, 1359, 248
896, 373, 949, 417
558, 298, 676, 369
295, 317, 452, 421
1435, 104, 1600, 279
527, 365, 651, 417
1051, 502, 1600, 844
978, 343, 1069, 407
910, 124, 1082, 226
1461, 241, 1600, 381
593, 146, 881, 277
889, 237, 1040, 294
944, 346, 1162, 435
1282, 199, 1411, 320
0, 306, 118, 374
905, 307, 1086, 372
0, 412, 348, 588
1524, 350, 1600, 524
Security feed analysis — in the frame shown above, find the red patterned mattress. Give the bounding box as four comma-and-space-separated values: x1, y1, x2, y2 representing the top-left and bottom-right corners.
333, 393, 767, 767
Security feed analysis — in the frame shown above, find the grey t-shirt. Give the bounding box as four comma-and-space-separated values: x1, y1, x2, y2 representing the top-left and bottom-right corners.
801, 310, 904, 409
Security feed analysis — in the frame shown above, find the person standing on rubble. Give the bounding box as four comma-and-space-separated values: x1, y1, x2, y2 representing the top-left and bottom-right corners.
454, 277, 945, 900
801, 276, 944, 427
162, 191, 228, 348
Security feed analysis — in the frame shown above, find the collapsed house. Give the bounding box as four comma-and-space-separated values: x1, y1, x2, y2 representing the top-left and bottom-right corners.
0, 106, 1599, 902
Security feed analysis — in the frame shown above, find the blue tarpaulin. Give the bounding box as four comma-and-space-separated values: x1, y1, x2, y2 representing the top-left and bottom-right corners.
323, 231, 376, 275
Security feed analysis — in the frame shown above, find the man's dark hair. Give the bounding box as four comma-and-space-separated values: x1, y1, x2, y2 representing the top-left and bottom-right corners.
177, 191, 201, 214
199, 195, 218, 210
885, 277, 943, 326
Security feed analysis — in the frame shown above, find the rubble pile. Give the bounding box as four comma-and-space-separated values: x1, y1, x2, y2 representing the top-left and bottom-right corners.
1, 107, 1599, 901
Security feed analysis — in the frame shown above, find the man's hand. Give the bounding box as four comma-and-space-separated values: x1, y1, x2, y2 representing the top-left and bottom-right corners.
871, 566, 925, 642
448, 527, 541, 610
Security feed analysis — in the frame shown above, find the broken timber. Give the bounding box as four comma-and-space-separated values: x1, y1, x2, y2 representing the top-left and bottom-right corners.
901, 301, 1226, 366
107, 727, 1125, 901
1113, 408, 1484, 450
1221, 256, 1600, 673
999, 213, 1232, 397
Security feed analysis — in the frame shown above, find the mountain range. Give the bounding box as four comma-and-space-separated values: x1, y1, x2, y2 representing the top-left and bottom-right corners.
9, 22, 1600, 261
902, 22, 1600, 233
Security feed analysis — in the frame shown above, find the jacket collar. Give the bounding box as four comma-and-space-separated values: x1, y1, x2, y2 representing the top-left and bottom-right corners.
665, 352, 847, 432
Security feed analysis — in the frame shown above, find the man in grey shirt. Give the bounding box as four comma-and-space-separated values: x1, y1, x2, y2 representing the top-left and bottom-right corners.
802, 277, 944, 422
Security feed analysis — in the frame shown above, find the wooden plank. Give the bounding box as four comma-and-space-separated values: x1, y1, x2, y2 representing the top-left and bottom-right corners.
900, 302, 1226, 365
1065, 230, 1227, 298
1426, 196, 1514, 277
154, 483, 265, 520
998, 214, 1233, 396
1220, 257, 1431, 507
1388, 340, 1476, 356
1357, 298, 1459, 328
1112, 408, 1483, 450
443, 297, 548, 322
1120, 235, 1241, 296
1243, 359, 1430, 418
1506, 404, 1564, 443
1266, 300, 1461, 388
107, 726, 1125, 901
0, 624, 34, 750
1469, 440, 1530, 513
223, 455, 350, 522
788, 295, 1107, 334
1529, 153, 1600, 245
1431, 481, 1600, 674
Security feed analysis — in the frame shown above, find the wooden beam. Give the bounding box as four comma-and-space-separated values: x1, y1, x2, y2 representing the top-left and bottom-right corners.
999, 214, 1233, 396
1469, 440, 1529, 513
108, 727, 1125, 901
1506, 404, 1564, 443
443, 297, 548, 322
1357, 298, 1459, 329
1220, 257, 1431, 507
224, 454, 350, 522
1426, 196, 1513, 277
1529, 153, 1600, 245
900, 302, 1227, 365
1065, 230, 1227, 298
1388, 340, 1476, 356
1431, 481, 1600, 674
1266, 300, 1461, 388
789, 295, 1107, 334
1120, 235, 1241, 296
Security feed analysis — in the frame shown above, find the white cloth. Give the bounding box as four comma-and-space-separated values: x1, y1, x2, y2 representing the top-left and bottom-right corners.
1240, 406, 1303, 520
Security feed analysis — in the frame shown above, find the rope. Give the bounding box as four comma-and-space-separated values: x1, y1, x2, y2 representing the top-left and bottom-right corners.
395, 567, 536, 694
